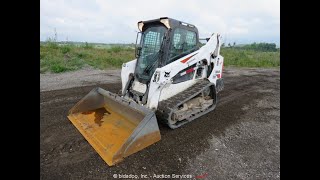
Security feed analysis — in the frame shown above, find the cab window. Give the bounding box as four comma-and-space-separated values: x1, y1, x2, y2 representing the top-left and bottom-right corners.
169, 28, 197, 63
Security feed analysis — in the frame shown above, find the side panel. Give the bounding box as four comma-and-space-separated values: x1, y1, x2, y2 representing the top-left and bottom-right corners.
214, 55, 224, 79
208, 55, 224, 83
121, 59, 137, 93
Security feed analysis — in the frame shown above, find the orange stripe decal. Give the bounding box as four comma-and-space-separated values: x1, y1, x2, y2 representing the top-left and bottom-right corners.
180, 53, 197, 63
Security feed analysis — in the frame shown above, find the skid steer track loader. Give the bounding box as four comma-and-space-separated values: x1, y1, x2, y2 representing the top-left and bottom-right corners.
68, 17, 224, 166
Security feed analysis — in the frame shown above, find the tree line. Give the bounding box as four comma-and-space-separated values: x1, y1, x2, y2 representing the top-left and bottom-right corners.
222, 42, 278, 52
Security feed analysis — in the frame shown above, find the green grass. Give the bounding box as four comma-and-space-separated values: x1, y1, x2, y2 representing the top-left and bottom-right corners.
40, 42, 279, 73
221, 48, 280, 68
40, 43, 135, 73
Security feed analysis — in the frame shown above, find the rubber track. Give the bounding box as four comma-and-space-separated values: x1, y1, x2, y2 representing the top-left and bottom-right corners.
157, 79, 217, 129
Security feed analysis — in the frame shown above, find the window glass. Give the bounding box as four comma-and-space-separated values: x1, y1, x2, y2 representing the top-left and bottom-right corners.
169, 28, 197, 62
135, 26, 166, 80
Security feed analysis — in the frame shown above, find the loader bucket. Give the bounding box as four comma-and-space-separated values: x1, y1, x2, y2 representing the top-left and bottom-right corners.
67, 87, 161, 166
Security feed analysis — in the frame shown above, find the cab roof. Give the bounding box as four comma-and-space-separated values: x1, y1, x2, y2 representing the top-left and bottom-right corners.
137, 17, 198, 33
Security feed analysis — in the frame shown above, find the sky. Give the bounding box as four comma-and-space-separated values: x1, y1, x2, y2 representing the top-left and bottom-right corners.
40, 0, 280, 46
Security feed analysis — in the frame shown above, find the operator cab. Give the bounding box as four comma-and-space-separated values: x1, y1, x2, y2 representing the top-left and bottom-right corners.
134, 17, 200, 84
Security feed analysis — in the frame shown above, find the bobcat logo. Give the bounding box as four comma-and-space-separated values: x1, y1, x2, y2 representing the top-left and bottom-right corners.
164, 71, 170, 77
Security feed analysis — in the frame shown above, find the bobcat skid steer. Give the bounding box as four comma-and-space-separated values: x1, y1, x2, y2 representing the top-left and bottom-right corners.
68, 17, 224, 166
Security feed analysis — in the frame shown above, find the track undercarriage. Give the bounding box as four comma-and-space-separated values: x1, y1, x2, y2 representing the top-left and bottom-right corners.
157, 79, 217, 129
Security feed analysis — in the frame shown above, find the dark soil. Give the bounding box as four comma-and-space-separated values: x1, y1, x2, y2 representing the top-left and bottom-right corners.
40, 68, 280, 179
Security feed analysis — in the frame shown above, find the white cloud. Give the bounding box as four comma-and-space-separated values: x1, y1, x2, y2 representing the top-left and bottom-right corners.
40, 0, 280, 45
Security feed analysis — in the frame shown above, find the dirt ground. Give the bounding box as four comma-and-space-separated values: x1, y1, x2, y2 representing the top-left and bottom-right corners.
40, 67, 280, 179
40, 66, 121, 92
